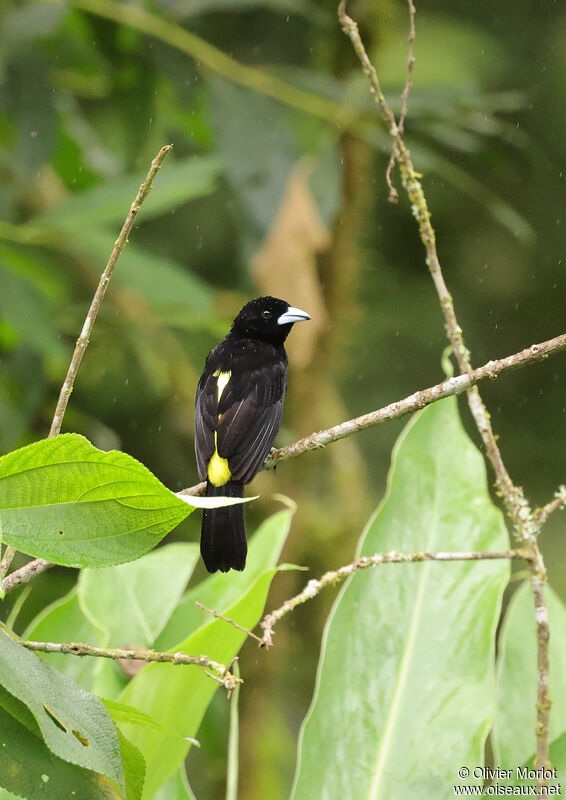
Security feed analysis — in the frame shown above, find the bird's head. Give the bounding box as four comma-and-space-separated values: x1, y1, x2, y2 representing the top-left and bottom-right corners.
232, 296, 310, 344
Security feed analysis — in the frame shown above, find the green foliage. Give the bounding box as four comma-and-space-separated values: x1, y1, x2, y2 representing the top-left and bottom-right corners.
292, 398, 510, 798
1, 0, 565, 795
24, 588, 100, 688
118, 510, 293, 797
36, 156, 222, 231
0, 706, 118, 800
0, 434, 244, 567
0, 626, 124, 794
12, 503, 292, 798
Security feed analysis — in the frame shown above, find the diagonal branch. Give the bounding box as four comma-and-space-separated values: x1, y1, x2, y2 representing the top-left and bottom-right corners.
4, 328, 566, 597
259, 548, 526, 648
49, 143, 173, 438
534, 486, 566, 527
20, 639, 241, 695
196, 549, 526, 648
338, 0, 552, 784
177, 330, 566, 498
0, 144, 173, 597
385, 0, 416, 202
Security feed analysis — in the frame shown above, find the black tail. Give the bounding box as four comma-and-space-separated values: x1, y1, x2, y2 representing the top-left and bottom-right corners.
200, 481, 247, 573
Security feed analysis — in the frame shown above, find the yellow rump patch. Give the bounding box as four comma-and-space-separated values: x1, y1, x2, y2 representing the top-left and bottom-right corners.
207, 432, 231, 487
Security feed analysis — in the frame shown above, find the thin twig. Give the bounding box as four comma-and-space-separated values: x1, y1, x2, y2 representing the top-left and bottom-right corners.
0, 145, 173, 598
176, 330, 566, 500
20, 639, 241, 694
4, 328, 566, 597
338, 0, 552, 785
195, 601, 264, 645
534, 485, 566, 527
259, 548, 526, 648
49, 143, 173, 438
2, 558, 54, 594
385, 0, 416, 202
398, 0, 416, 136
0, 547, 16, 590
226, 659, 241, 800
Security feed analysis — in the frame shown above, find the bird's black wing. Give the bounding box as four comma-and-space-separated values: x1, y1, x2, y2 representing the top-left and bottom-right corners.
217, 362, 286, 484
195, 345, 286, 485
194, 358, 221, 481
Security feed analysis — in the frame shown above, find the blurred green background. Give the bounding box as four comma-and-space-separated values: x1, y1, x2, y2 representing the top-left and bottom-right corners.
1, 0, 565, 796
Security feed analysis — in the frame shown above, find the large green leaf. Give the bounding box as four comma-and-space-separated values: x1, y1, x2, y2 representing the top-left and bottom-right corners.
493, 583, 566, 768
71, 231, 214, 319
292, 397, 510, 799
155, 509, 294, 650
24, 588, 101, 688
117, 730, 146, 800
23, 545, 200, 700
0, 434, 245, 567
35, 156, 222, 230
154, 768, 196, 800
0, 627, 124, 792
0, 706, 118, 800
79, 543, 199, 649
118, 509, 293, 798
79, 543, 200, 698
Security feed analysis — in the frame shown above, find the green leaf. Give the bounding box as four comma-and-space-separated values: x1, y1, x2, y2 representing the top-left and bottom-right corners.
153, 768, 196, 800
104, 699, 197, 745
0, 706, 119, 800
292, 397, 510, 799
117, 509, 293, 798
209, 78, 300, 249
0, 627, 124, 792
493, 583, 566, 768
36, 156, 222, 230
0, 434, 243, 568
70, 231, 214, 318
155, 509, 294, 650
117, 729, 146, 800
77, 543, 199, 698
0, 260, 63, 359
79, 543, 199, 649
169, 0, 328, 22
24, 588, 101, 689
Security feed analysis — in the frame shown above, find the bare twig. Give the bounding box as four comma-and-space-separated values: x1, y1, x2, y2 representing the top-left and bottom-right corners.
534, 485, 566, 527
259, 548, 526, 648
2, 558, 54, 594
176, 330, 566, 500
338, 0, 552, 784
195, 601, 264, 645
4, 329, 566, 596
49, 144, 173, 438
398, 0, 416, 136
0, 547, 16, 590
0, 145, 173, 598
20, 639, 241, 694
385, 0, 416, 202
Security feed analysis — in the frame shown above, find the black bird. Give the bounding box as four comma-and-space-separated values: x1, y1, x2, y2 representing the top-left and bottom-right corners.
195, 296, 310, 573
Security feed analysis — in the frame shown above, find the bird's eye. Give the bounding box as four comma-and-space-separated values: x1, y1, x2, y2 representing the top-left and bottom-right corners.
262, 310, 272, 320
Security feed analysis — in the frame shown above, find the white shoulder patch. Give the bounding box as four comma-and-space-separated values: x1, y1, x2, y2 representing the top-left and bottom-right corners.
213, 369, 231, 402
